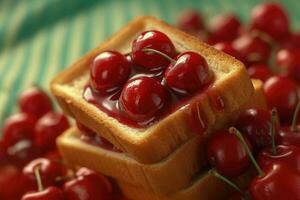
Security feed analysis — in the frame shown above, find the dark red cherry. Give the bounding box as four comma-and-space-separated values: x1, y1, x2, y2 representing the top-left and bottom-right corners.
165, 51, 211, 95
34, 112, 69, 151
276, 48, 300, 84
18, 87, 53, 118
177, 10, 204, 32
119, 77, 168, 122
132, 30, 176, 70
235, 108, 272, 150
207, 129, 251, 177
250, 2, 289, 41
2, 113, 36, 147
213, 42, 241, 60
0, 140, 9, 165
247, 64, 273, 82
264, 76, 299, 122
233, 33, 271, 65
90, 51, 131, 94
209, 13, 241, 42
21, 186, 65, 200
280, 33, 300, 49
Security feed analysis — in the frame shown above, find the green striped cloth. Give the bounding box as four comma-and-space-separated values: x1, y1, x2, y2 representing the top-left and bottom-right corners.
0, 0, 299, 127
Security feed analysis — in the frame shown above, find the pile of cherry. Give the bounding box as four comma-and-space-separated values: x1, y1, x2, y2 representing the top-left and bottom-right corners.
0, 87, 123, 200
177, 2, 300, 200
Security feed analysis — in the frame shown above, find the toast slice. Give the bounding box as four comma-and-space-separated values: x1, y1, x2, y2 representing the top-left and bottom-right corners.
57, 79, 266, 195
51, 16, 254, 164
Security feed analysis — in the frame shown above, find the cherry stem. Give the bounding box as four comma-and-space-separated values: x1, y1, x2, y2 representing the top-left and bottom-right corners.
143, 48, 176, 63
271, 108, 278, 155
211, 170, 244, 194
229, 127, 265, 177
34, 165, 44, 192
291, 101, 300, 132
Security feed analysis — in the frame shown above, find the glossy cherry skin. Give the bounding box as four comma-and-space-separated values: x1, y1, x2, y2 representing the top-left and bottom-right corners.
165, 51, 211, 95
119, 77, 168, 122
132, 30, 176, 70
249, 163, 300, 200
2, 113, 37, 147
177, 10, 204, 32
264, 76, 299, 122
277, 125, 300, 147
213, 42, 241, 60
276, 48, 300, 84
235, 108, 272, 150
21, 187, 64, 200
233, 33, 271, 65
18, 87, 53, 118
90, 51, 131, 94
209, 14, 241, 42
207, 129, 251, 177
250, 2, 290, 41
34, 112, 69, 151
63, 168, 112, 200
247, 64, 273, 82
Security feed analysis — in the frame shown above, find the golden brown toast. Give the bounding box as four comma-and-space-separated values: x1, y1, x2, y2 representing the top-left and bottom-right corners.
51, 16, 254, 164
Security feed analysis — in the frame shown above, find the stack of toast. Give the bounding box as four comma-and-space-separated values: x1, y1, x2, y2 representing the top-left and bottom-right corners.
51, 16, 267, 200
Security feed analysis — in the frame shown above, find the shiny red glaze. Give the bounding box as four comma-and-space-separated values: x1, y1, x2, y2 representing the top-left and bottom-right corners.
119, 77, 168, 122
23, 158, 66, 192
90, 51, 131, 94
247, 64, 273, 81
280, 33, 300, 49
2, 113, 37, 147
233, 33, 271, 65
187, 100, 208, 135
177, 10, 204, 32
34, 112, 69, 151
250, 163, 300, 200
209, 90, 226, 112
209, 14, 241, 42
18, 87, 53, 118
213, 42, 241, 60
21, 187, 65, 200
165, 51, 211, 95
207, 130, 251, 177
250, 3, 290, 41
264, 76, 299, 122
63, 168, 112, 200
235, 108, 272, 150
132, 30, 176, 70
276, 48, 300, 84
277, 125, 300, 147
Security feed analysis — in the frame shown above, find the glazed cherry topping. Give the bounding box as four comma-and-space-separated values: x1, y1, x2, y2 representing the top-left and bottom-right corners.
131, 30, 176, 70
18, 87, 53, 118
165, 51, 211, 95
213, 42, 241, 60
119, 77, 168, 122
177, 10, 204, 32
250, 2, 290, 41
247, 64, 273, 81
207, 129, 251, 177
34, 112, 70, 151
264, 76, 299, 122
90, 51, 131, 94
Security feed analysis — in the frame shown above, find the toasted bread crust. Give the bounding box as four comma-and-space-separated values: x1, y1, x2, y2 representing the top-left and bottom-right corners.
51, 16, 254, 164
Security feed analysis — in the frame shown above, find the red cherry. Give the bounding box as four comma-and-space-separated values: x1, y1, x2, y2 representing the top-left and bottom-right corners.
63, 167, 112, 200
235, 108, 272, 150
247, 64, 273, 81
250, 2, 289, 41
207, 129, 251, 177
21, 186, 64, 200
0, 140, 9, 165
132, 30, 176, 70
213, 42, 241, 60
165, 51, 211, 95
2, 113, 37, 147
119, 77, 168, 122
280, 33, 300, 49
208, 13, 241, 42
276, 48, 300, 84
34, 112, 69, 151
250, 163, 300, 200
45, 150, 63, 162
177, 10, 204, 32
18, 87, 53, 118
233, 33, 271, 65
90, 51, 131, 94
264, 76, 299, 122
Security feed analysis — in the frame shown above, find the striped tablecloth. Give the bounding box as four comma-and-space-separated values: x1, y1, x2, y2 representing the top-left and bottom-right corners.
0, 0, 299, 127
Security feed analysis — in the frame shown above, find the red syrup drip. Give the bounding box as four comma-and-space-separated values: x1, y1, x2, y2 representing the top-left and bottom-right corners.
209, 90, 225, 112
